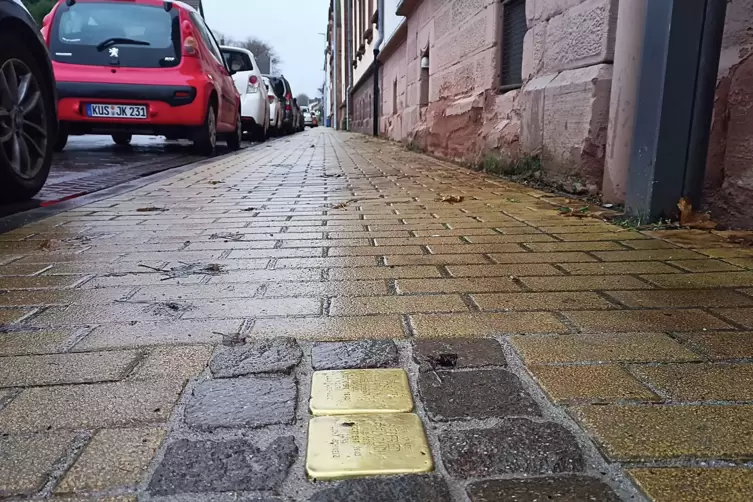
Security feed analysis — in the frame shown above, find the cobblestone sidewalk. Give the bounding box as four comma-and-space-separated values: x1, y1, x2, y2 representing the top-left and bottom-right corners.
1, 130, 753, 501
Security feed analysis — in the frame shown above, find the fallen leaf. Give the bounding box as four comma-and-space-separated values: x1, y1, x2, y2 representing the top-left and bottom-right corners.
208, 180, 224, 185
437, 195, 464, 204
505, 198, 521, 203
241, 207, 256, 212
136, 207, 168, 212
39, 239, 57, 251
677, 198, 717, 230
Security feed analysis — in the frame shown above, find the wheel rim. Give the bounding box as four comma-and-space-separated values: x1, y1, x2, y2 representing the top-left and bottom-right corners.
0, 58, 47, 180
208, 109, 216, 148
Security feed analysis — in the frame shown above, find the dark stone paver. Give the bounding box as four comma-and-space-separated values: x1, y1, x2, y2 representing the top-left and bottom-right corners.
311, 340, 398, 370
467, 476, 621, 502
210, 337, 302, 377
309, 475, 452, 502
185, 376, 296, 430
149, 437, 297, 494
440, 421, 585, 478
413, 339, 506, 372
418, 369, 540, 421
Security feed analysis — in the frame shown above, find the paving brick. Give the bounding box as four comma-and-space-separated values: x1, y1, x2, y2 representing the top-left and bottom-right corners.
0, 330, 70, 356
520, 275, 653, 291
56, 428, 164, 493
310, 475, 452, 502
228, 248, 323, 259
510, 333, 701, 363
559, 261, 681, 275
524, 242, 626, 252
208, 269, 322, 283
250, 316, 406, 340
129, 284, 261, 302
642, 272, 753, 289
0, 432, 76, 496
714, 307, 753, 328
677, 331, 753, 360
275, 257, 377, 268
419, 369, 540, 420
75, 319, 241, 350
329, 266, 442, 280
668, 259, 744, 272
463, 234, 557, 243
632, 363, 753, 401
621, 239, 679, 250
149, 437, 297, 495
487, 251, 596, 263
0, 308, 30, 324
330, 295, 467, 315
329, 246, 425, 256
447, 264, 564, 277
529, 365, 659, 403
311, 340, 398, 369
263, 280, 388, 297
427, 244, 527, 255
412, 312, 567, 337
566, 309, 731, 332
210, 338, 302, 377
0, 380, 183, 433
0, 288, 132, 306
0, 350, 139, 388
185, 376, 296, 430
606, 289, 753, 308
725, 257, 753, 269
181, 297, 321, 319
627, 468, 753, 502
413, 338, 506, 371
0, 276, 84, 289
473, 292, 615, 311
384, 254, 491, 266
440, 421, 584, 477
129, 345, 212, 382
593, 249, 706, 262
571, 404, 753, 460
396, 278, 522, 294
467, 476, 621, 502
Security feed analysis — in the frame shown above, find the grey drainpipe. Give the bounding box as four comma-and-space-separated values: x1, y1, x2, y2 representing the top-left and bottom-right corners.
332, 1, 339, 130
346, 0, 353, 130
372, 0, 384, 136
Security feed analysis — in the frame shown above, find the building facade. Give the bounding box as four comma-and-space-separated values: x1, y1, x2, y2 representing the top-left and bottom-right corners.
329, 0, 753, 226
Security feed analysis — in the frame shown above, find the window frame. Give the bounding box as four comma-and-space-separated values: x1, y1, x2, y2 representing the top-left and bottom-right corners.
498, 0, 526, 93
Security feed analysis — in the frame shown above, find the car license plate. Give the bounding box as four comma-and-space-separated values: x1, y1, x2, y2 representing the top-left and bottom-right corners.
86, 104, 147, 119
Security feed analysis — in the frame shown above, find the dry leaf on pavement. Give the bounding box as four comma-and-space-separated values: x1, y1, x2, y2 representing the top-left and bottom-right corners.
437, 195, 464, 203
136, 207, 168, 212
678, 198, 717, 230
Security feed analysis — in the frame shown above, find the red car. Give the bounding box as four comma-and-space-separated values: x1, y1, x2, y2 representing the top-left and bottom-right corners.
41, 0, 241, 155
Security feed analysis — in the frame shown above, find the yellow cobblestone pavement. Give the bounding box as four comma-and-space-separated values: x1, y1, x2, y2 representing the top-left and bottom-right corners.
1, 130, 753, 501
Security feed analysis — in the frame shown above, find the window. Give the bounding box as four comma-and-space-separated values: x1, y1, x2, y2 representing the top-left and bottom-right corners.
221, 49, 254, 72
392, 78, 398, 114
419, 51, 429, 107
500, 0, 526, 90
191, 13, 224, 66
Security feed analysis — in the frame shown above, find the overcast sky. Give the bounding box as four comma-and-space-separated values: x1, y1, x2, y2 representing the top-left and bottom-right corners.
203, 0, 331, 98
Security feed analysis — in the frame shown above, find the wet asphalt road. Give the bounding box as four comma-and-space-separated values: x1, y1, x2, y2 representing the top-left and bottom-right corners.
0, 135, 250, 218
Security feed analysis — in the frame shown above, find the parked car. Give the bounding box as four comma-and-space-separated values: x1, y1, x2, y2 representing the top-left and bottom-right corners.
301, 106, 313, 127
0, 0, 57, 201
220, 46, 268, 141
264, 74, 299, 135
43, 0, 241, 155
311, 114, 318, 127
262, 76, 283, 136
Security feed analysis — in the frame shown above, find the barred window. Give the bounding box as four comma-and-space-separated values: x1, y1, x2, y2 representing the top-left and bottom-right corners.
500, 0, 526, 90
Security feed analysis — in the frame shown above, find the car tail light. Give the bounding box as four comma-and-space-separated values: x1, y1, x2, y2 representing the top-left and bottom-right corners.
247, 75, 259, 93
268, 95, 275, 103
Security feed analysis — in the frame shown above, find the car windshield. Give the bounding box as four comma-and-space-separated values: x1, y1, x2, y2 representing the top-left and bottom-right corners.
266, 76, 287, 99
222, 50, 254, 72
50, 1, 181, 68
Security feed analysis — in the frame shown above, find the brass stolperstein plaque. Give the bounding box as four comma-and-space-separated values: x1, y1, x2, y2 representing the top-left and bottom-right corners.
309, 369, 414, 416
306, 413, 434, 481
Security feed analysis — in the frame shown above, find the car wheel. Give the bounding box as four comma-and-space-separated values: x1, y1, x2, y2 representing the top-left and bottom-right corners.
0, 34, 55, 202
53, 131, 68, 152
112, 133, 132, 146
194, 102, 217, 156
226, 111, 241, 151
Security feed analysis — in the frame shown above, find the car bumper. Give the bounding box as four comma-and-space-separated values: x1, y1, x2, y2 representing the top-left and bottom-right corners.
240, 93, 265, 123
56, 82, 205, 128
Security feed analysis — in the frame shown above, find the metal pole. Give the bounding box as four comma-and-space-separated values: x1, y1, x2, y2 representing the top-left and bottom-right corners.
332, 0, 339, 130
372, 0, 384, 136
345, 0, 353, 131
625, 0, 726, 220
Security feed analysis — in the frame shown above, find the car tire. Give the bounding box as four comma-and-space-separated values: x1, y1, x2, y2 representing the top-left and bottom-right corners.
194, 102, 217, 156
226, 111, 242, 151
112, 133, 132, 146
52, 131, 68, 152
0, 32, 56, 202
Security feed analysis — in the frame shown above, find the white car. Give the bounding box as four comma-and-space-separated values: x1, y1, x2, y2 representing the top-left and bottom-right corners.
301, 106, 313, 127
221, 46, 269, 141
263, 76, 283, 136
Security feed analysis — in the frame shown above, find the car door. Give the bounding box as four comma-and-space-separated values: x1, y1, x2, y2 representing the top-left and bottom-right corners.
191, 13, 236, 128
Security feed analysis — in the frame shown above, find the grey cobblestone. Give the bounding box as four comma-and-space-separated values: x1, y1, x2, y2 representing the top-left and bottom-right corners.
309, 475, 452, 502
466, 476, 622, 501
413, 338, 507, 371
210, 337, 302, 377
311, 340, 399, 370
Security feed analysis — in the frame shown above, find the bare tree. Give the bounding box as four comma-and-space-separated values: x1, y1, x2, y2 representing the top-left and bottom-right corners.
296, 93, 311, 106
213, 32, 281, 74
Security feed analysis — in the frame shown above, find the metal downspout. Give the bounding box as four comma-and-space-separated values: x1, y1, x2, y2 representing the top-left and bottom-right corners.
372, 0, 384, 136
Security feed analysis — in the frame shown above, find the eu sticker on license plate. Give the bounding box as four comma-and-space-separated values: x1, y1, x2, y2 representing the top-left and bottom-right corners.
87, 104, 147, 119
